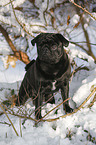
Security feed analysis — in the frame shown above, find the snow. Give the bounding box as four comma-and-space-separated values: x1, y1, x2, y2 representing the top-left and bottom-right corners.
91, 12, 96, 20
0, 0, 96, 145
70, 14, 80, 25
13, 0, 26, 8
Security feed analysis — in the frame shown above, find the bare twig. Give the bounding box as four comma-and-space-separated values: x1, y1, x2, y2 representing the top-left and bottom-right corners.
42, 87, 96, 122
69, 7, 96, 62
35, 97, 71, 125
1, 100, 37, 121
0, 102, 19, 136
2, 0, 15, 7
73, 65, 89, 75
0, 20, 16, 27
70, 41, 96, 46
88, 93, 96, 108
80, 17, 96, 61
69, 0, 96, 20
1, 87, 96, 123
0, 121, 11, 126
43, 0, 49, 26
19, 117, 22, 137
70, 59, 76, 85
70, 41, 89, 53
9, 112, 37, 122
0, 111, 4, 116
0, 24, 30, 64
10, 0, 34, 37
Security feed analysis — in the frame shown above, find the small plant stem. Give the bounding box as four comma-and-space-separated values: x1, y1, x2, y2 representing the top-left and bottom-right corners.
0, 102, 19, 136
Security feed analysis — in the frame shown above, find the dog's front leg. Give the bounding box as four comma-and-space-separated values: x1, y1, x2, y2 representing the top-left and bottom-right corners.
45, 94, 55, 104
16, 74, 30, 106
35, 93, 43, 119
61, 82, 73, 113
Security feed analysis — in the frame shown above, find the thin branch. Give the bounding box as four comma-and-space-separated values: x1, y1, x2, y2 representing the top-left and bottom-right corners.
0, 24, 30, 64
0, 20, 16, 27
43, 0, 49, 26
1, 100, 37, 122
70, 41, 96, 46
74, 7, 96, 62
8, 112, 37, 122
2, 0, 15, 7
0, 111, 4, 116
0, 121, 11, 126
35, 97, 71, 125
88, 93, 96, 108
10, 0, 34, 37
72, 65, 89, 76
69, 0, 96, 20
42, 87, 96, 122
0, 102, 19, 136
70, 41, 88, 53
1, 87, 96, 123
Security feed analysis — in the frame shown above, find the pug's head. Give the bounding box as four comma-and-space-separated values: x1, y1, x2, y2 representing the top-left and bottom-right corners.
31, 33, 69, 64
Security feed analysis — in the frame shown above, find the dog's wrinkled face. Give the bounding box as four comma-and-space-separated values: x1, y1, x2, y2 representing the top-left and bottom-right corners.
31, 33, 69, 64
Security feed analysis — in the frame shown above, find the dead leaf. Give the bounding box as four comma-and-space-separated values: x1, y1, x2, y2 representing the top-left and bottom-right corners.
73, 21, 80, 28
67, 15, 70, 25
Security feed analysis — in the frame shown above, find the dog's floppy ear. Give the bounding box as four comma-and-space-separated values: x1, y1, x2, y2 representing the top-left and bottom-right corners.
31, 39, 36, 46
31, 33, 43, 46
56, 33, 69, 47
25, 59, 35, 71
31, 36, 38, 46
31, 35, 40, 46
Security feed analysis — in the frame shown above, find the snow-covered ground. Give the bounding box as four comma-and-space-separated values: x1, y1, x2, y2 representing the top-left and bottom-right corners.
0, 42, 96, 145
0, 0, 96, 145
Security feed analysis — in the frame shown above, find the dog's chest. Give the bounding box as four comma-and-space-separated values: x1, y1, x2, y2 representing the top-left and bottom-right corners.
52, 80, 57, 90
41, 80, 58, 94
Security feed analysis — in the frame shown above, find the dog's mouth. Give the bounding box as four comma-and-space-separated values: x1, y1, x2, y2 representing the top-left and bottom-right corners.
39, 50, 63, 64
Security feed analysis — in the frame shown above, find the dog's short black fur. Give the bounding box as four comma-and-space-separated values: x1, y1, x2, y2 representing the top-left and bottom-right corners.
17, 33, 74, 119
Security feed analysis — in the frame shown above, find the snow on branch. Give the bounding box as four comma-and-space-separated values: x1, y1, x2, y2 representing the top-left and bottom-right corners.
69, 0, 96, 20
0, 86, 96, 123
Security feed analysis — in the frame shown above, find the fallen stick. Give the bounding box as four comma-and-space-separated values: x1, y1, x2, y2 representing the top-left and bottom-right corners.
35, 97, 71, 124
0, 88, 96, 123
42, 87, 96, 122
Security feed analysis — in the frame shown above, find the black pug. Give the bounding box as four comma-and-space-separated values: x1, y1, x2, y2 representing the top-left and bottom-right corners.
16, 33, 75, 119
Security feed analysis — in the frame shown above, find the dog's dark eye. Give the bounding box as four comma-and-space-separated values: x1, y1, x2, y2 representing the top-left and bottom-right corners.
52, 45, 57, 50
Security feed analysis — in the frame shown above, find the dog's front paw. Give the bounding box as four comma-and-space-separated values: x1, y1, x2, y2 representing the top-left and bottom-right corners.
64, 104, 73, 113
